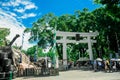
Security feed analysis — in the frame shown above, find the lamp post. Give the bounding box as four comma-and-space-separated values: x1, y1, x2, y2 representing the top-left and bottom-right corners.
115, 32, 120, 53
21, 32, 24, 50
34, 31, 38, 62
108, 26, 111, 50
52, 24, 56, 67
52, 22, 59, 69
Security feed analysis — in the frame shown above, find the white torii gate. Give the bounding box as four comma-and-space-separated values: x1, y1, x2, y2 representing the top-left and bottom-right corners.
56, 31, 99, 67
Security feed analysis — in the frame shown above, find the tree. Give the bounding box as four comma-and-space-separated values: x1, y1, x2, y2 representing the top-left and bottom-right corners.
75, 8, 97, 32
26, 4, 120, 60
0, 28, 10, 46
94, 0, 120, 53
26, 45, 45, 57
24, 13, 57, 49
26, 46, 36, 56
94, 0, 120, 5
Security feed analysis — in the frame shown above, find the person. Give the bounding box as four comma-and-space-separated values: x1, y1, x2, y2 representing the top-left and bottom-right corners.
19, 54, 22, 63
41, 59, 46, 75
48, 60, 51, 69
68, 61, 72, 70
93, 60, 97, 72
112, 61, 117, 72
98, 61, 102, 71
105, 59, 110, 72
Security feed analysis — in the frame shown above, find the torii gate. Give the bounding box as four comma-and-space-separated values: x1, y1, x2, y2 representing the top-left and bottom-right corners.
56, 31, 99, 67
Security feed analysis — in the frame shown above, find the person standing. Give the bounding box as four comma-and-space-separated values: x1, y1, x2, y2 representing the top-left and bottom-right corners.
112, 61, 117, 72
94, 60, 97, 72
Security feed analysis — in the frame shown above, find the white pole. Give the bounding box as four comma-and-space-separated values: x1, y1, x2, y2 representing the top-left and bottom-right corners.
34, 32, 38, 62
52, 24, 59, 69
21, 32, 24, 50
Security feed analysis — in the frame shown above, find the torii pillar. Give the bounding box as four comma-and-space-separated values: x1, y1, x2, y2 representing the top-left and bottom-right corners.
88, 36, 93, 60
62, 36, 67, 67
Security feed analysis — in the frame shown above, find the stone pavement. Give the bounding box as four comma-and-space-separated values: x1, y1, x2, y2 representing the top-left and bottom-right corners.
15, 70, 120, 80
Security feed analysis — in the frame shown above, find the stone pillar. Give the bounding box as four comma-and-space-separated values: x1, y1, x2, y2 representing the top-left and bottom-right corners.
63, 36, 67, 69
63, 43, 67, 66
88, 36, 93, 60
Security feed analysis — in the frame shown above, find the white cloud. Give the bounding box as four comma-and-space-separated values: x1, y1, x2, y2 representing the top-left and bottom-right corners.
0, 9, 18, 21
14, 3, 37, 13
22, 33, 36, 50
21, 1, 38, 10
0, 0, 38, 22
25, 4, 38, 10
0, 9, 33, 50
21, 1, 32, 5
9, 12, 17, 17
14, 8, 25, 13
1, 1, 12, 7
21, 13, 36, 19
1, 0, 20, 7
5, 11, 17, 17
0, 9, 17, 22
1, 0, 38, 13
1, 0, 34, 7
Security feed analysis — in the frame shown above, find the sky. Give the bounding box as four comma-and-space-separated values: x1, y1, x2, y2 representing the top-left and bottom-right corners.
0, 0, 100, 28
0, 0, 100, 49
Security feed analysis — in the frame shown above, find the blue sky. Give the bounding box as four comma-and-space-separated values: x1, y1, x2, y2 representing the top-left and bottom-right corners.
0, 0, 100, 28
0, 0, 100, 49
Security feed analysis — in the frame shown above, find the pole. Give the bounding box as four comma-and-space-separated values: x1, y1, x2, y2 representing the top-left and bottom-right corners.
34, 32, 38, 62
79, 52, 80, 60
9, 71, 12, 80
21, 32, 24, 50
115, 32, 119, 52
52, 24, 57, 68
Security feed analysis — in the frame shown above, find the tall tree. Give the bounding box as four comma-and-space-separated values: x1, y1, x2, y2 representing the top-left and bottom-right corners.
24, 13, 57, 48
0, 28, 10, 46
94, 0, 120, 53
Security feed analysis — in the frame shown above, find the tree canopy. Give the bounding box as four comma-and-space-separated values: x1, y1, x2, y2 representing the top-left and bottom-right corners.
0, 28, 10, 46
25, 0, 120, 61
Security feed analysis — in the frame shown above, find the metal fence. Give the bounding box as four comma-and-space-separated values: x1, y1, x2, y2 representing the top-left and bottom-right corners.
17, 68, 59, 77
17, 68, 42, 77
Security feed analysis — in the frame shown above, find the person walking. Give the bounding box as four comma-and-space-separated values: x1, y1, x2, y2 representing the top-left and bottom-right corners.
105, 59, 110, 72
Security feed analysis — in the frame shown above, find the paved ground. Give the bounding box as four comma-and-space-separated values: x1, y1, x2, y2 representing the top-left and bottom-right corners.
15, 70, 120, 80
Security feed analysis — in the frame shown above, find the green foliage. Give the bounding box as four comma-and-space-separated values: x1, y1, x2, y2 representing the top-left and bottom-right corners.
26, 1, 120, 60
47, 49, 56, 60
13, 45, 20, 49
26, 46, 36, 56
0, 28, 10, 46
24, 13, 56, 48
38, 48, 46, 57
21, 49, 27, 54
94, 0, 120, 4
26, 46, 49, 57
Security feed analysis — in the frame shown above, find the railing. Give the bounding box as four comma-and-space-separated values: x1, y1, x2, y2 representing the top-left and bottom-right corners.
17, 67, 59, 77
17, 68, 41, 77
